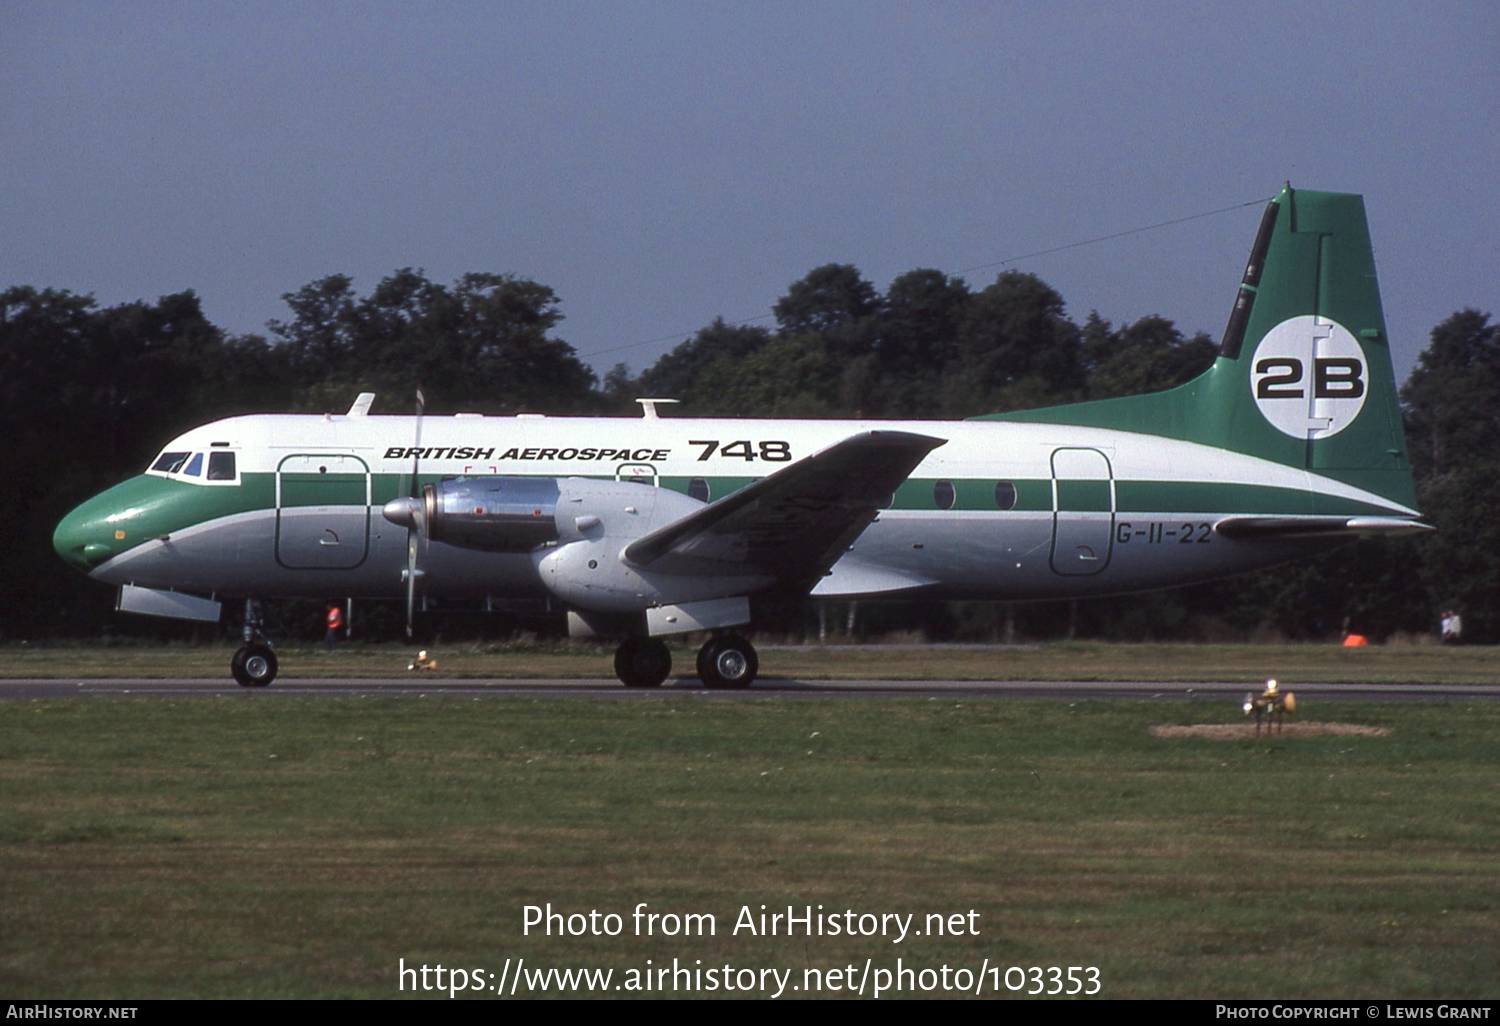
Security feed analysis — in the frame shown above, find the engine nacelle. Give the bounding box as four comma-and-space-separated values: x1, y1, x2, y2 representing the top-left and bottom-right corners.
383, 477, 561, 552
428, 476, 562, 551
536, 478, 772, 613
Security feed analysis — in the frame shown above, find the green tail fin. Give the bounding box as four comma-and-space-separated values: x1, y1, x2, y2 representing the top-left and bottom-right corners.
977, 185, 1416, 508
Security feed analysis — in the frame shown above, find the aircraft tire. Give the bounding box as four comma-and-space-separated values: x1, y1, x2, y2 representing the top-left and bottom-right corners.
231, 643, 278, 688
615, 637, 671, 687
698, 634, 757, 689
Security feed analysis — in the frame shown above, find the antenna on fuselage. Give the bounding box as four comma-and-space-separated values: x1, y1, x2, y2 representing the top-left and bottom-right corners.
636, 398, 679, 420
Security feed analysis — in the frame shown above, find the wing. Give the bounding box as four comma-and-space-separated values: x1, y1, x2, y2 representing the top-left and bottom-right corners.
624, 430, 946, 593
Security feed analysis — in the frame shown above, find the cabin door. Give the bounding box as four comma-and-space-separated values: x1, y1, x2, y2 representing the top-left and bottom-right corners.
275, 454, 372, 569
1050, 448, 1114, 576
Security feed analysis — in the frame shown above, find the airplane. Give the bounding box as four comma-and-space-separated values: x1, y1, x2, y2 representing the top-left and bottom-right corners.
53, 185, 1429, 688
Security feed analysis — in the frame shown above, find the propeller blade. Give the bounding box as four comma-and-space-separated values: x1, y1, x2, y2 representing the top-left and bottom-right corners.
406, 384, 426, 641
405, 525, 419, 640
410, 386, 425, 497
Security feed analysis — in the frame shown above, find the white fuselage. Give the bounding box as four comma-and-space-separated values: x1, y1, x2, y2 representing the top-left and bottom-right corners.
78, 410, 1416, 608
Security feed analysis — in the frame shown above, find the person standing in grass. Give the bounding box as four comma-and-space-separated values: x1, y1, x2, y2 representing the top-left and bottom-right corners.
1440, 609, 1463, 645
325, 602, 344, 653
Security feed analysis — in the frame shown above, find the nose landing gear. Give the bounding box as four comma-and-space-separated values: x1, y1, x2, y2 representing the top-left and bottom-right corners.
232, 598, 278, 687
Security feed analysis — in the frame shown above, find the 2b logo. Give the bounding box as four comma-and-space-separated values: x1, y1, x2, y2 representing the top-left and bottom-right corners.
1254, 357, 1365, 399
1250, 316, 1368, 439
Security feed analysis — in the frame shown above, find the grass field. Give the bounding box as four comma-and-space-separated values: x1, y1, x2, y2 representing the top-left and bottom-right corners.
1, 688, 1496, 999
3, 638, 1499, 684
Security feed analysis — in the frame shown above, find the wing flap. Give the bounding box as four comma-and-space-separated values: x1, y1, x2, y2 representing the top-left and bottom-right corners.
624, 430, 946, 592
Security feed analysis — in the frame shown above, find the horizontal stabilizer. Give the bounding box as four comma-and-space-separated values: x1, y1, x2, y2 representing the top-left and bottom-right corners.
1213, 516, 1432, 540
624, 430, 946, 593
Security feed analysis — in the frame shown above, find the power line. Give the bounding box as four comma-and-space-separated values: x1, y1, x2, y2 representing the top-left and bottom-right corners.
581, 195, 1272, 364
955, 196, 1272, 275
586, 313, 775, 360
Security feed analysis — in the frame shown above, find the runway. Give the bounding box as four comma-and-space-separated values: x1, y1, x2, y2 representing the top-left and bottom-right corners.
2, 678, 1497, 701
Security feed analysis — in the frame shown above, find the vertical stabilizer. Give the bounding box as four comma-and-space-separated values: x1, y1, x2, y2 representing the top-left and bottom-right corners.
979, 185, 1416, 508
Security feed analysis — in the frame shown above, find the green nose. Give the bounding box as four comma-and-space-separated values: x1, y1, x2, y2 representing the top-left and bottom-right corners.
53, 506, 120, 572
52, 475, 173, 573
54, 473, 210, 575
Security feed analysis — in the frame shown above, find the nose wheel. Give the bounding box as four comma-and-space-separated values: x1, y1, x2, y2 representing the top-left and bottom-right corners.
232, 598, 277, 687
231, 643, 278, 688
697, 634, 757, 688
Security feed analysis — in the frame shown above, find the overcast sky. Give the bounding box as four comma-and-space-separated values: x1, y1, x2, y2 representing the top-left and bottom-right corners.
3, 1, 1495, 390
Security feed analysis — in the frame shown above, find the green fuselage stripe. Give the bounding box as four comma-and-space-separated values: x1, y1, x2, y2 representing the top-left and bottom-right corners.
99, 471, 1400, 550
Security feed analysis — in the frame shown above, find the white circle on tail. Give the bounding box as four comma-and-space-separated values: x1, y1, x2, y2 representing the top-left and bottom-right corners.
1249, 315, 1367, 439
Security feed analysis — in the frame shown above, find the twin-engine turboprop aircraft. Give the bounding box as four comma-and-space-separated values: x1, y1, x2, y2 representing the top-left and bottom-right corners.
54, 186, 1428, 687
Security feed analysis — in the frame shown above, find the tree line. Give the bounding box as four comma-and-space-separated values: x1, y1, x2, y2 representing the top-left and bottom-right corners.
1, 265, 1494, 643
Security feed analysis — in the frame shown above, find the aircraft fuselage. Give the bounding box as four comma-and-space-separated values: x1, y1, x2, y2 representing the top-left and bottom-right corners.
56, 410, 1415, 606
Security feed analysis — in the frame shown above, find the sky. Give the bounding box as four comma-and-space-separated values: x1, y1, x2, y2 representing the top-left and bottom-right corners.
3, 1, 1496, 389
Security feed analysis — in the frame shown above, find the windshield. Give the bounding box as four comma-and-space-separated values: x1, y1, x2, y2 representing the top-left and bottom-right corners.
207, 451, 236, 480
150, 451, 191, 473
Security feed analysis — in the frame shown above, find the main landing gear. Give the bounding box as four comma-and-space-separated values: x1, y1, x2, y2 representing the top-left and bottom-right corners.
614, 637, 672, 688
610, 633, 758, 689
697, 633, 758, 688
231, 598, 278, 688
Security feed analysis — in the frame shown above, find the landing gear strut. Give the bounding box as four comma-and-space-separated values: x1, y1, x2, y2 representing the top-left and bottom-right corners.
614, 637, 672, 687
697, 633, 757, 688
231, 598, 278, 688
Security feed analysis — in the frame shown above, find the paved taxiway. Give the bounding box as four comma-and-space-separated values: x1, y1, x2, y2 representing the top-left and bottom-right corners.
2, 678, 1497, 701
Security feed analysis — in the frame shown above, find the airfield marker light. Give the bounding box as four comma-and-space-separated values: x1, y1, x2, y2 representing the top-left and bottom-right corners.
1243, 679, 1296, 736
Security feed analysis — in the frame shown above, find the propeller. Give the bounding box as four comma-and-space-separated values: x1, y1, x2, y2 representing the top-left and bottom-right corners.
378, 387, 436, 640
379, 490, 428, 632
404, 386, 426, 639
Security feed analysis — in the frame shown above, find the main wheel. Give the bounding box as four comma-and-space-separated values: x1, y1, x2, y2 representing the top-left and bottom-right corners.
614, 637, 671, 687
231, 643, 278, 688
697, 634, 757, 688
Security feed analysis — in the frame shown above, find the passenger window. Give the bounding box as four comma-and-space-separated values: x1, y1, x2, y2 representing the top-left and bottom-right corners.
151, 451, 190, 474
183, 453, 204, 477
688, 478, 710, 502
933, 480, 956, 510
207, 451, 237, 481
994, 481, 1017, 510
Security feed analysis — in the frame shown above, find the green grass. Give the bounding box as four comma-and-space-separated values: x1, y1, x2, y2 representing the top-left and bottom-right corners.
3, 639, 1499, 684
0, 695, 1496, 998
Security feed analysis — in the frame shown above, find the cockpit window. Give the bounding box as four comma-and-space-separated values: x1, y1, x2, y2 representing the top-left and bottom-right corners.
207, 451, 237, 481
151, 452, 191, 473
183, 453, 204, 477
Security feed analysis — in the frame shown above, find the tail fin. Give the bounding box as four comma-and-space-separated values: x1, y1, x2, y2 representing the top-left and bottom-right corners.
981, 185, 1416, 508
